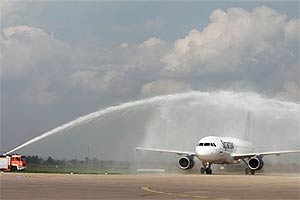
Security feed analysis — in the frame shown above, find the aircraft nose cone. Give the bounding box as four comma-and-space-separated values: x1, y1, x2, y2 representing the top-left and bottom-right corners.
196, 146, 210, 156
195, 146, 218, 161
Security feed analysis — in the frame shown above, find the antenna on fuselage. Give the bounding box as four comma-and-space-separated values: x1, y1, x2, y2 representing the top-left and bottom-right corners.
243, 111, 252, 141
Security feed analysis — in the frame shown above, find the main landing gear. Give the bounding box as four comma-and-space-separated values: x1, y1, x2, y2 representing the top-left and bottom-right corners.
245, 168, 255, 175
242, 159, 255, 175
200, 162, 212, 174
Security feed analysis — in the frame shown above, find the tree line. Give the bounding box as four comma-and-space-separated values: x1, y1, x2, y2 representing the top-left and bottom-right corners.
25, 155, 132, 168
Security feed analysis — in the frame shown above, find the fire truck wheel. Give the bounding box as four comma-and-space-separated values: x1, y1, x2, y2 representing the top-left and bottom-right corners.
11, 166, 17, 172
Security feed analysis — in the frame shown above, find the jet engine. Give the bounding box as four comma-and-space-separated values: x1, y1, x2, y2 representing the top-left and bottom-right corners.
178, 156, 194, 170
248, 156, 264, 170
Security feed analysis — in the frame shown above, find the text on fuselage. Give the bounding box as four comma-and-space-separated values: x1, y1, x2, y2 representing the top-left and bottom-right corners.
220, 140, 234, 150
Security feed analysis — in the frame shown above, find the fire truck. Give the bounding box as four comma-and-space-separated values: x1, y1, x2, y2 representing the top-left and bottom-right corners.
0, 154, 26, 172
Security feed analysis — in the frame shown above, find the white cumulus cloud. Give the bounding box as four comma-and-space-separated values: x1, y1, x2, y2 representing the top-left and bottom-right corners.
1, 25, 74, 78
161, 6, 297, 76
142, 37, 164, 48
1, 6, 299, 105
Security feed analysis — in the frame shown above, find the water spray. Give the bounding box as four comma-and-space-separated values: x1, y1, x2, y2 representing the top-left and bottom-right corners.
5, 91, 299, 155
5, 92, 209, 154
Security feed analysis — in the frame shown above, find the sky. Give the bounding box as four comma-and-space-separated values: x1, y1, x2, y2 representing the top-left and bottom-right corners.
0, 1, 299, 159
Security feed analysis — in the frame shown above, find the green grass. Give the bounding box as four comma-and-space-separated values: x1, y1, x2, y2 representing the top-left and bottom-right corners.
23, 164, 134, 174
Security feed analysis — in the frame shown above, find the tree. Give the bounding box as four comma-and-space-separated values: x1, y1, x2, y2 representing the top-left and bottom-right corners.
46, 156, 54, 165
26, 155, 43, 164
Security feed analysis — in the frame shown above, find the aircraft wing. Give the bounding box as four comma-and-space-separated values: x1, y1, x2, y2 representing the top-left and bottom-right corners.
232, 150, 300, 160
136, 147, 196, 156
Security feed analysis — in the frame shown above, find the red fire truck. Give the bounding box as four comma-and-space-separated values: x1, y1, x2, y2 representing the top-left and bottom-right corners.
0, 155, 26, 172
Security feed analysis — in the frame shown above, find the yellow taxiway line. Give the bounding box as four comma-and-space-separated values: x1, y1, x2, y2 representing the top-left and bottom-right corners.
141, 186, 231, 200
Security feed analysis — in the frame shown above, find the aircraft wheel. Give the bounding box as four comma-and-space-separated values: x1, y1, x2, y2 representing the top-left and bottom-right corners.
206, 168, 212, 174
245, 168, 249, 175
11, 166, 17, 172
200, 167, 205, 174
251, 170, 255, 175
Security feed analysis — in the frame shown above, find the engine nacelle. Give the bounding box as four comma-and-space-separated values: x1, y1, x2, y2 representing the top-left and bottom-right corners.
248, 156, 264, 170
178, 156, 195, 170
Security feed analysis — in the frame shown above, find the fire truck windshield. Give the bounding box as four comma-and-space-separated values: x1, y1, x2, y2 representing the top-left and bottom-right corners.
21, 156, 26, 162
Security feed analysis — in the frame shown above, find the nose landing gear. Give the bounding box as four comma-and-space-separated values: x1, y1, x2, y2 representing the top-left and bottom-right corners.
200, 162, 212, 174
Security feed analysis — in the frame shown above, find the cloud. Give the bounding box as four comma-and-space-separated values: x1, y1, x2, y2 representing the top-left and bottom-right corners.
1, 25, 74, 78
22, 75, 57, 105
1, 25, 167, 105
284, 19, 300, 42
157, 6, 299, 102
1, 6, 299, 107
120, 42, 129, 48
1, 4, 300, 158
69, 70, 123, 92
141, 79, 190, 97
142, 37, 164, 48
0, 0, 13, 20
0, 1, 38, 27
69, 70, 102, 91
0, 25, 79, 105
161, 6, 297, 77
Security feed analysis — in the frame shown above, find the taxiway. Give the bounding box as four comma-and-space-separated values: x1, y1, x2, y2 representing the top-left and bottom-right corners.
1, 173, 299, 199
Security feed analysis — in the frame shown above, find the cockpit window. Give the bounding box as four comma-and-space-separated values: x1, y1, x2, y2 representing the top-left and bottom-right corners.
199, 143, 216, 147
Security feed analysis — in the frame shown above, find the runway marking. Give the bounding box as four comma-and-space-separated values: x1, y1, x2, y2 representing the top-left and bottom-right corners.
141, 186, 231, 200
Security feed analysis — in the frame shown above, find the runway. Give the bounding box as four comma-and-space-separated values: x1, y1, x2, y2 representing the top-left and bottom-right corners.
1, 173, 299, 199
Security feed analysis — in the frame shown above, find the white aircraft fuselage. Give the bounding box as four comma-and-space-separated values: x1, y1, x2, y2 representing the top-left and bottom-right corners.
195, 136, 253, 164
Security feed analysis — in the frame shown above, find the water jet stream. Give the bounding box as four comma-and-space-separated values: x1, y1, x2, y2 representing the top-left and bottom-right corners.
6, 92, 209, 154
5, 91, 299, 155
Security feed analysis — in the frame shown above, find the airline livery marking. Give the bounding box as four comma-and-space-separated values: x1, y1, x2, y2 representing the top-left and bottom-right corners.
220, 140, 235, 150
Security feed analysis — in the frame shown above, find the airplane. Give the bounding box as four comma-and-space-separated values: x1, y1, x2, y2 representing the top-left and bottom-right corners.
136, 136, 300, 175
